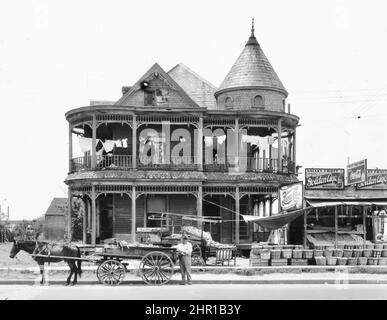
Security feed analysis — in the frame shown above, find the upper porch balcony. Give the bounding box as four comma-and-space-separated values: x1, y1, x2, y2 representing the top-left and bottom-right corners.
67, 107, 299, 177
70, 154, 296, 174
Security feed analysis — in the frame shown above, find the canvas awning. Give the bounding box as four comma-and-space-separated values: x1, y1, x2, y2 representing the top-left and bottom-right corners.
241, 208, 312, 230
306, 200, 387, 208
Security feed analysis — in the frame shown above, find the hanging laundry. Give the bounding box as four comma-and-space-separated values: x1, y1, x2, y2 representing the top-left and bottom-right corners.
267, 136, 274, 145
102, 140, 116, 153
78, 136, 95, 153
217, 135, 226, 145
122, 138, 128, 148
204, 136, 213, 147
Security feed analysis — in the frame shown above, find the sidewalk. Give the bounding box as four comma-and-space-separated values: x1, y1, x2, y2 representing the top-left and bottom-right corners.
1, 265, 387, 285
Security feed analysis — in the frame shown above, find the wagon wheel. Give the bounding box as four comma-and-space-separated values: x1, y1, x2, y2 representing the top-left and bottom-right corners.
139, 251, 174, 285
192, 243, 202, 257
97, 259, 126, 286
191, 243, 205, 266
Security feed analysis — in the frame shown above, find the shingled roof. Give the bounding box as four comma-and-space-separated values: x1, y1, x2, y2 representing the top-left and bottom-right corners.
45, 198, 68, 216
168, 63, 217, 109
216, 26, 287, 96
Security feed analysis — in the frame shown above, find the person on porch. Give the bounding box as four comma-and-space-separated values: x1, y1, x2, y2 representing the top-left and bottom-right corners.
176, 235, 193, 285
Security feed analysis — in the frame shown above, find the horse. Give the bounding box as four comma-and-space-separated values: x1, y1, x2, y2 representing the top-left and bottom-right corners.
9, 240, 82, 285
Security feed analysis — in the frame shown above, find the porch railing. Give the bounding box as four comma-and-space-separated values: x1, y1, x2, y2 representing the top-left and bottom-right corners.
71, 156, 296, 174
137, 155, 198, 170
97, 155, 133, 170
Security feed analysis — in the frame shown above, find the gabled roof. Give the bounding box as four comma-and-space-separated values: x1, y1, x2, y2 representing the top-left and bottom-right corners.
115, 63, 200, 108
168, 63, 217, 109
216, 28, 287, 96
45, 198, 68, 216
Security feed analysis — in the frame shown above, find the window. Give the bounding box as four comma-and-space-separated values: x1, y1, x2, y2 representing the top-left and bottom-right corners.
253, 95, 264, 108
225, 97, 233, 109
144, 91, 154, 106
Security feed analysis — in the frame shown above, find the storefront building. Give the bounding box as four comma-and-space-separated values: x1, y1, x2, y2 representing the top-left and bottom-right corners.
289, 169, 387, 247
65, 25, 300, 247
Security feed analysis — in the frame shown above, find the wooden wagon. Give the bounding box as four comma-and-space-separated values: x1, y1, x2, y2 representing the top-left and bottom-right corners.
33, 244, 178, 286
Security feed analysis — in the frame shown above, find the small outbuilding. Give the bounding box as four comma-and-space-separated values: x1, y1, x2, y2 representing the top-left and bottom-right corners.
44, 198, 68, 240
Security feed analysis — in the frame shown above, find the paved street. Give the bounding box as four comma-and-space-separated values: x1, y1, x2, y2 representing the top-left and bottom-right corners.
1, 284, 387, 300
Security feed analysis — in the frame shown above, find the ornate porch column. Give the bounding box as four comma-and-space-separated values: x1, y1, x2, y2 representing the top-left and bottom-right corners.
91, 185, 97, 245
235, 118, 239, 170
293, 128, 297, 172
197, 117, 203, 170
277, 118, 282, 172
83, 197, 87, 244
235, 187, 240, 244
67, 189, 72, 241
132, 115, 137, 169
91, 114, 97, 169
131, 186, 136, 243
68, 123, 73, 173
197, 185, 203, 228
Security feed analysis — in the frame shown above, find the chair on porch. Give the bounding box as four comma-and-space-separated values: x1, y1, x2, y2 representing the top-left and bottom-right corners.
214, 247, 237, 266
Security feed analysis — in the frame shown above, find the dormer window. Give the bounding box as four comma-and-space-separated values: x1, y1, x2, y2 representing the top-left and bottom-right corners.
253, 95, 264, 108
225, 97, 233, 109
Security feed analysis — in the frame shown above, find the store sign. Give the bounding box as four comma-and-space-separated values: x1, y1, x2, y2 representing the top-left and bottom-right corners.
279, 182, 303, 212
356, 169, 387, 190
347, 159, 367, 185
305, 168, 345, 190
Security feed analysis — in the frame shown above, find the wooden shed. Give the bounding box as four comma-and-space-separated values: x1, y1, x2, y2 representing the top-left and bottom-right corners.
44, 198, 67, 240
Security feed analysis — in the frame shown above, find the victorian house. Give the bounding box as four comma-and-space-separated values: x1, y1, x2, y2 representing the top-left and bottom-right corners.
65, 24, 300, 249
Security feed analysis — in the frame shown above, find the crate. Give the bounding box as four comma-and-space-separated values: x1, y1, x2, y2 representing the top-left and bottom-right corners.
365, 243, 375, 250
333, 249, 343, 257
383, 244, 387, 250
363, 249, 372, 257
343, 249, 353, 258
357, 257, 368, 265
375, 243, 384, 250
250, 258, 269, 266
271, 250, 282, 260
345, 244, 354, 249
281, 249, 293, 259
372, 249, 382, 258
270, 259, 288, 266
368, 258, 379, 265
352, 249, 362, 257
323, 249, 334, 258
337, 257, 347, 265
347, 258, 358, 266
290, 259, 308, 266
259, 250, 271, 260
303, 250, 313, 259
326, 257, 337, 266
292, 249, 303, 259
313, 249, 323, 258
378, 258, 387, 266
315, 257, 326, 265
381, 250, 387, 258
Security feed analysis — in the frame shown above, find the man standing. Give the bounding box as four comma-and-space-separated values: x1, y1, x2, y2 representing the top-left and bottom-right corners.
176, 235, 193, 285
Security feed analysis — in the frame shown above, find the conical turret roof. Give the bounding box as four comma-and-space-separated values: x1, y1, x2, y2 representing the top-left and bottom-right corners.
216, 24, 287, 96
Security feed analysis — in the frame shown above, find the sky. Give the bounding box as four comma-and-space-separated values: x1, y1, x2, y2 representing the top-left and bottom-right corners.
0, 0, 386, 219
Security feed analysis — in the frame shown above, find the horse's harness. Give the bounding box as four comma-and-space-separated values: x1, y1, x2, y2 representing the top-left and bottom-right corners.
33, 241, 55, 265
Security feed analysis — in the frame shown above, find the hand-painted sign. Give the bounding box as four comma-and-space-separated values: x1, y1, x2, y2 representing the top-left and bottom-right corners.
347, 159, 367, 185
279, 182, 303, 212
305, 168, 345, 190
356, 169, 387, 190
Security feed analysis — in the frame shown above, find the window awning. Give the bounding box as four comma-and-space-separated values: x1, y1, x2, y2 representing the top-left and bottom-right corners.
241, 208, 312, 230
306, 200, 387, 208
